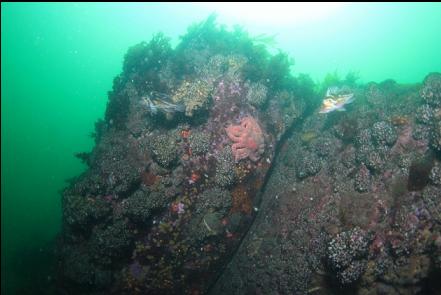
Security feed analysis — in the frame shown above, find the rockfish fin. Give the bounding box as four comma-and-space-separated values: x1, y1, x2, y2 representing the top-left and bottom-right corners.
345, 95, 355, 104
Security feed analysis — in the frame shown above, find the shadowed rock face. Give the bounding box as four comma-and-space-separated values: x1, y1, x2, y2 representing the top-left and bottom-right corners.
211, 74, 441, 295
57, 16, 313, 294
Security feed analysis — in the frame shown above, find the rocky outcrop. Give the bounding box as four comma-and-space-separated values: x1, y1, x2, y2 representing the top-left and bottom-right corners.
57, 16, 313, 294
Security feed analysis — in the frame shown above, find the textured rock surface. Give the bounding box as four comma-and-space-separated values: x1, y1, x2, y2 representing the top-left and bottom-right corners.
57, 16, 441, 295
57, 16, 312, 294
212, 75, 441, 295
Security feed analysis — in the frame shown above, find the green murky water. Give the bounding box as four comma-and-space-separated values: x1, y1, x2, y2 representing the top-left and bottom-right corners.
2, 3, 440, 294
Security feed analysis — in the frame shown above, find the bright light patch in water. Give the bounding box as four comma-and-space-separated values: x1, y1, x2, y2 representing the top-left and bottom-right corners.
194, 2, 346, 26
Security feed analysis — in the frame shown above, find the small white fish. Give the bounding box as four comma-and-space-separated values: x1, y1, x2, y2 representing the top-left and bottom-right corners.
319, 87, 355, 114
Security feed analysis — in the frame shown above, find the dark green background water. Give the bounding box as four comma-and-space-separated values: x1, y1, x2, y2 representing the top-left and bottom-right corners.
2, 3, 440, 294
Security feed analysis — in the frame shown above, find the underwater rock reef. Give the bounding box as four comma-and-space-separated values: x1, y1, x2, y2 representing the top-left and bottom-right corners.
57, 16, 441, 295
57, 16, 313, 294
211, 74, 441, 295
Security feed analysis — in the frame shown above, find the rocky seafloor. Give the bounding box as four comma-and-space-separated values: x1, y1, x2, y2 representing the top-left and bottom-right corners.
56, 17, 441, 295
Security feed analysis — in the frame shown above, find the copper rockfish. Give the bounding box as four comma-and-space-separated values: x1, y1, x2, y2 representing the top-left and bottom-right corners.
319, 86, 355, 114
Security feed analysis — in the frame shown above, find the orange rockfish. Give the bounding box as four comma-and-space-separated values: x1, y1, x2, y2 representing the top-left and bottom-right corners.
319, 87, 355, 114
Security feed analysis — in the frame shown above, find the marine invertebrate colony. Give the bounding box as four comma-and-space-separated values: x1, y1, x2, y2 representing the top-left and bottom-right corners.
172, 79, 213, 117
225, 116, 265, 162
